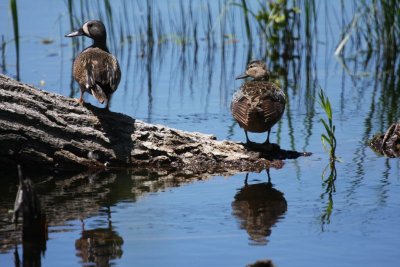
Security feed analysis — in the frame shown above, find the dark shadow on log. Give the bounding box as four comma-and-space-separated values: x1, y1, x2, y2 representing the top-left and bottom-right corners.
243, 142, 312, 160
84, 104, 135, 167
232, 170, 287, 245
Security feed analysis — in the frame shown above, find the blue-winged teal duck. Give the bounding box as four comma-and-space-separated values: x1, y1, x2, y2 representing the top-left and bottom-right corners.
231, 60, 286, 144
66, 20, 121, 110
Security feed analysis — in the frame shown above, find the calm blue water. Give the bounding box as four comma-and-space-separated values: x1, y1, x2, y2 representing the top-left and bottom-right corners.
1, 0, 399, 266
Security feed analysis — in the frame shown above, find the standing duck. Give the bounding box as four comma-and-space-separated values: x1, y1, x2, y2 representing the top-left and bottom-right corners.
231, 60, 286, 144
66, 20, 121, 110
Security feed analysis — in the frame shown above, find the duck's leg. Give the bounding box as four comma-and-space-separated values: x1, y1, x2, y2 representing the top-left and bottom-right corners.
266, 168, 271, 183
75, 88, 84, 105
263, 130, 280, 150
104, 94, 112, 111
245, 130, 252, 144
264, 130, 271, 144
244, 173, 249, 186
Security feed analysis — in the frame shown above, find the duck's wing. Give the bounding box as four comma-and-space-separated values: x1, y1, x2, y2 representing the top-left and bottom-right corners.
106, 55, 121, 93
260, 97, 285, 125
259, 82, 286, 124
231, 89, 251, 127
85, 64, 107, 104
91, 53, 121, 96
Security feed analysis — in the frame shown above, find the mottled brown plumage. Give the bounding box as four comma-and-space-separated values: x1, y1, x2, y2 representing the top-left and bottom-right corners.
66, 20, 121, 109
231, 60, 286, 144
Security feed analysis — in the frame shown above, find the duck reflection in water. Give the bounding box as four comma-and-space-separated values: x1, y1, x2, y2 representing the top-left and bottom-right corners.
75, 207, 123, 267
232, 170, 287, 245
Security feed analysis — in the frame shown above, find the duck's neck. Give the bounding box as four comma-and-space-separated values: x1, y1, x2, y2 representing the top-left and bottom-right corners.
92, 39, 109, 52
253, 76, 269, 82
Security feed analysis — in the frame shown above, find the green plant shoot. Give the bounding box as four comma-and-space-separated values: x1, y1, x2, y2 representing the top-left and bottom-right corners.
317, 88, 337, 162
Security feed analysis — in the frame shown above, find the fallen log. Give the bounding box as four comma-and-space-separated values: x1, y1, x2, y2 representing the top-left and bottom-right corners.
0, 74, 309, 176
369, 122, 400, 157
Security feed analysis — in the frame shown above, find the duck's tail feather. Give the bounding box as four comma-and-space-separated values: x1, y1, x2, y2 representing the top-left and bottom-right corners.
91, 84, 107, 104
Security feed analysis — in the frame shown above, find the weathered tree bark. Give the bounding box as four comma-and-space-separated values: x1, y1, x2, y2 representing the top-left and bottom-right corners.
0, 74, 309, 176
369, 122, 400, 157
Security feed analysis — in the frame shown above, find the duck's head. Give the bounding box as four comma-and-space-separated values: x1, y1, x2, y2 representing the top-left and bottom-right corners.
65, 20, 107, 45
236, 60, 270, 81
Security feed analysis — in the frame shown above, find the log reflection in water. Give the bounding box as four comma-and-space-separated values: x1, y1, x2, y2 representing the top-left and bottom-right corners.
232, 170, 287, 245
0, 169, 216, 253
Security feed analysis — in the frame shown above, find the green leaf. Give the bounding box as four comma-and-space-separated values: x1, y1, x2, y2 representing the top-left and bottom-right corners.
321, 134, 333, 147
320, 119, 331, 134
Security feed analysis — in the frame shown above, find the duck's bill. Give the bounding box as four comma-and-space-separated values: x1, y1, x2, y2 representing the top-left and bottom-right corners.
65, 28, 84, 37
235, 72, 249, 80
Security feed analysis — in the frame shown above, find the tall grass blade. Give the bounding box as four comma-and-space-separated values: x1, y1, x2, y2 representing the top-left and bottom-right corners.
1, 35, 6, 73
10, 0, 20, 80
240, 0, 252, 46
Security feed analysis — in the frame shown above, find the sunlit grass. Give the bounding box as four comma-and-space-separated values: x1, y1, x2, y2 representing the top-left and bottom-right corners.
317, 88, 337, 162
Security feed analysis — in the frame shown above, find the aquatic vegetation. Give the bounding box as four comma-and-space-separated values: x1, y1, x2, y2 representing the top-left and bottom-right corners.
9, 0, 19, 80
234, 0, 301, 59
65, 0, 242, 51
253, 0, 300, 44
317, 88, 337, 162
336, 0, 399, 59
239, 0, 253, 46
318, 88, 338, 228
1, 36, 6, 73
335, 0, 400, 142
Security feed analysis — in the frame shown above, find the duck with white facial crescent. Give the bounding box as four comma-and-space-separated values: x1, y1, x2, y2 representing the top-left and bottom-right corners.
66, 20, 121, 110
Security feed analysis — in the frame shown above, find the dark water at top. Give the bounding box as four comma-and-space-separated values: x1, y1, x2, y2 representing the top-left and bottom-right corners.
1, 0, 399, 266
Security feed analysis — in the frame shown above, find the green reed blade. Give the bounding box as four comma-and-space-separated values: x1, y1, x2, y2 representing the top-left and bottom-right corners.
10, 0, 19, 80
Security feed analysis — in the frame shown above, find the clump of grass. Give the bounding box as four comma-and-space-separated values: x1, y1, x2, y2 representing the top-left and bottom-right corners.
317, 88, 337, 162
338, 0, 399, 58
234, 0, 301, 55
10, 0, 19, 80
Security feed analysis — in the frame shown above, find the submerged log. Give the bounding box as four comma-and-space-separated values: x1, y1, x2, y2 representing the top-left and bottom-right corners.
0, 74, 309, 176
369, 122, 400, 157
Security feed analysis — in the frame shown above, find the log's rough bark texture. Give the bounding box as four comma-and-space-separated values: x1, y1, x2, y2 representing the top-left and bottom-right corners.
0, 74, 309, 176
369, 122, 400, 157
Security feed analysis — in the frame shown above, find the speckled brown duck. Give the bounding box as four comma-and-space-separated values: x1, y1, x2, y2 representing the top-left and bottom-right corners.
66, 20, 121, 110
231, 60, 286, 144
